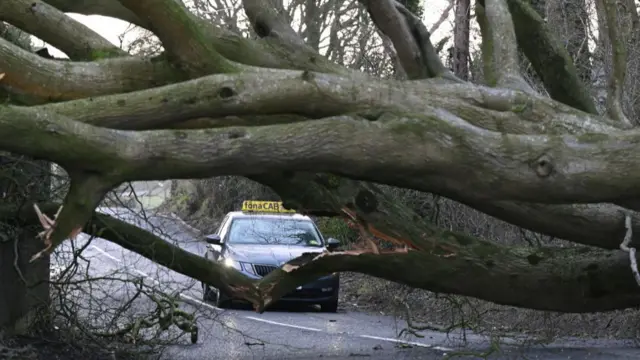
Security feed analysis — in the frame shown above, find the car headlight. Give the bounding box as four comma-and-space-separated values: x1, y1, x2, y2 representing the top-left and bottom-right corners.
222, 258, 256, 274
223, 258, 242, 270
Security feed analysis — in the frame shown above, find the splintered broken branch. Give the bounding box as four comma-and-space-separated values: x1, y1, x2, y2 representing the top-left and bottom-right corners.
30, 174, 115, 262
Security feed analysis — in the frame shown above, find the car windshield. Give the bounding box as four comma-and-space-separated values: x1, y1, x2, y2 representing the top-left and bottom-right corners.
227, 217, 323, 247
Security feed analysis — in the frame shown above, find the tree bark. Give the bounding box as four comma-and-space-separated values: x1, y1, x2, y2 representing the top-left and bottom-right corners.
0, 154, 50, 334
453, 0, 471, 80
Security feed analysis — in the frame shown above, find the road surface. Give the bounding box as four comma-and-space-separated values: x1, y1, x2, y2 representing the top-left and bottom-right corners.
50, 207, 640, 360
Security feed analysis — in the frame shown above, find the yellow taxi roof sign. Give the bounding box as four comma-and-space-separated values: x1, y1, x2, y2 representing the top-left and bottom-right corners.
241, 200, 296, 213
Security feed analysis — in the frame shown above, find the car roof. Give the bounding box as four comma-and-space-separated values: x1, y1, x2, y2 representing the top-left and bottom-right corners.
226, 211, 313, 221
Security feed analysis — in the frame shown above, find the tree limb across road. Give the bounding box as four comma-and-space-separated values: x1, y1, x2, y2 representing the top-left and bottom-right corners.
2, 200, 639, 313
1, 0, 640, 313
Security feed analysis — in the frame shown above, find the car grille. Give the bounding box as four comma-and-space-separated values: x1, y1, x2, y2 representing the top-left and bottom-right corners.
253, 264, 279, 277
283, 288, 324, 299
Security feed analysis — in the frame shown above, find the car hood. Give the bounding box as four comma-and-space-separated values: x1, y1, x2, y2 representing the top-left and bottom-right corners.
225, 244, 324, 265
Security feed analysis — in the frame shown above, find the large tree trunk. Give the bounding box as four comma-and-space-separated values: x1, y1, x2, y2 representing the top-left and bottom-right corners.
0, 154, 50, 334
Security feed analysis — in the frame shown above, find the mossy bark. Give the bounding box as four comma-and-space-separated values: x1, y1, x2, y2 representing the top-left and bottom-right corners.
505, 0, 597, 114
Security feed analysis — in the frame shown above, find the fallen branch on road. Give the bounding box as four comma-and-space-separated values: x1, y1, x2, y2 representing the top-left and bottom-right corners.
5, 201, 639, 313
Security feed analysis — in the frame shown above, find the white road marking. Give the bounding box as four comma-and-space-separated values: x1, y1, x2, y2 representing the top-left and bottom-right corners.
91, 245, 120, 262
91, 245, 161, 285
89, 243, 453, 351
179, 293, 221, 311
359, 334, 453, 351
244, 316, 322, 332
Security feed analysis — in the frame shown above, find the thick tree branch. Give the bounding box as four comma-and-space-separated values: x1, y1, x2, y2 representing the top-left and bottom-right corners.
46, 0, 148, 27
0, 202, 262, 306
476, 0, 535, 93
14, 70, 638, 251
48, 0, 355, 75
30, 174, 115, 261
4, 198, 640, 313
601, 0, 632, 125
116, 0, 241, 75
242, 0, 309, 49
0, 0, 126, 61
393, 2, 462, 82
1, 69, 634, 251
38, 71, 396, 130
360, 0, 430, 79
253, 174, 640, 313
9, 102, 640, 210
503, 0, 599, 115
34, 70, 615, 135
0, 38, 183, 103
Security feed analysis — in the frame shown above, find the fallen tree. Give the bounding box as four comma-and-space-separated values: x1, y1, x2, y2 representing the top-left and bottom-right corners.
2, 0, 640, 322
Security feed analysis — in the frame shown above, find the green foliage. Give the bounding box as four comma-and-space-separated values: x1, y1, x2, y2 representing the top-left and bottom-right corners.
316, 217, 358, 245
398, 0, 424, 17
90, 48, 126, 60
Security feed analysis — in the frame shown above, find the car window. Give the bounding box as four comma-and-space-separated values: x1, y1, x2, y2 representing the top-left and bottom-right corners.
216, 215, 230, 235
227, 217, 323, 247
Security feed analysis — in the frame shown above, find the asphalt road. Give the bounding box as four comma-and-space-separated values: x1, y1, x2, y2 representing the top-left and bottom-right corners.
50, 207, 640, 360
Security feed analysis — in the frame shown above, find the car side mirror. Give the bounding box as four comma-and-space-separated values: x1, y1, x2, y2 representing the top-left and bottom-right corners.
326, 237, 340, 250
205, 234, 221, 245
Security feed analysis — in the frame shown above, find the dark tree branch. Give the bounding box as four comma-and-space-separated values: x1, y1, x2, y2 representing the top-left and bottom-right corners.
6, 100, 640, 212
46, 0, 148, 27
476, 0, 535, 93
242, 0, 309, 49
503, 0, 599, 115
360, 0, 430, 79
47, 0, 357, 75
393, 2, 462, 82
0, 37, 183, 103
10, 70, 640, 251
3, 197, 640, 314
116, 0, 240, 76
